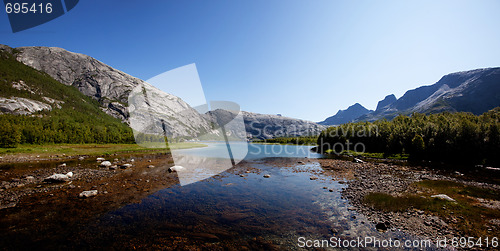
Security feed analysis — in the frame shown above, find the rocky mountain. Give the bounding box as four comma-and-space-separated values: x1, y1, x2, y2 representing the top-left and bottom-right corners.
207, 110, 326, 139
318, 103, 371, 126
0, 44, 134, 145
4, 44, 324, 140
323, 67, 500, 124
12, 45, 216, 139
375, 94, 397, 111
15, 46, 144, 120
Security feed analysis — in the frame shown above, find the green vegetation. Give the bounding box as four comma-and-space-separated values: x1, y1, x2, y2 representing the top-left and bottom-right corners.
364, 192, 447, 212
318, 110, 500, 166
253, 136, 318, 145
363, 180, 500, 237
0, 45, 135, 147
416, 180, 500, 201
0, 142, 206, 157
329, 150, 409, 160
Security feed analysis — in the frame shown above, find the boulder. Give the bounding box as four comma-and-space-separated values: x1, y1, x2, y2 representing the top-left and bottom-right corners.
44, 173, 70, 183
168, 165, 184, 173
120, 163, 132, 169
100, 161, 112, 167
96, 157, 105, 161
353, 158, 364, 163
79, 190, 98, 198
431, 194, 456, 202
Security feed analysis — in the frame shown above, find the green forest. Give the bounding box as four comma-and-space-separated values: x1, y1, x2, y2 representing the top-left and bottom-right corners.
0, 46, 135, 148
317, 109, 500, 166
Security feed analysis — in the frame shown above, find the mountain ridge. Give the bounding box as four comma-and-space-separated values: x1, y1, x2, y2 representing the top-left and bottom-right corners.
3, 44, 324, 140
319, 103, 371, 126
324, 67, 500, 124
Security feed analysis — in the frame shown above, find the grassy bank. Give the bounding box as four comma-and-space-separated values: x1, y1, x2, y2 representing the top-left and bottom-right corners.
0, 143, 207, 158
363, 180, 500, 238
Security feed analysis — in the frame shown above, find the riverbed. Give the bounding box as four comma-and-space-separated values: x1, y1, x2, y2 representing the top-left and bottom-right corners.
1, 143, 495, 249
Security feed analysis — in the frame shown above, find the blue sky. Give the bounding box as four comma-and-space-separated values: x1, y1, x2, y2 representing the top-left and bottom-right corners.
1, 0, 499, 121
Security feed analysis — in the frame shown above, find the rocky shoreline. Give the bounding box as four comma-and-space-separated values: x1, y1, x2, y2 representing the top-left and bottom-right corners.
1, 154, 499, 249
318, 158, 500, 243
0, 152, 181, 249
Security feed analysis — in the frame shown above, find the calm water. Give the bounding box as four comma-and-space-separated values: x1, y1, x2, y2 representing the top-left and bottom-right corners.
1, 144, 426, 250
175, 142, 324, 160
70, 144, 420, 249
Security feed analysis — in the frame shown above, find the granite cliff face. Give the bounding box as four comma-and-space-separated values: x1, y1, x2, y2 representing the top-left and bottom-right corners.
14, 46, 217, 138
16, 46, 140, 120
9, 45, 323, 139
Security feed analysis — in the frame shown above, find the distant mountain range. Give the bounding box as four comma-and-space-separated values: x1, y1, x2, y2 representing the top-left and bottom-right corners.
1, 44, 323, 140
318, 103, 372, 125
320, 67, 500, 125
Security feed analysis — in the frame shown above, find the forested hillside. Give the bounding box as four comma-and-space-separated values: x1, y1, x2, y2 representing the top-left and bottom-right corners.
0, 46, 134, 147
317, 109, 500, 166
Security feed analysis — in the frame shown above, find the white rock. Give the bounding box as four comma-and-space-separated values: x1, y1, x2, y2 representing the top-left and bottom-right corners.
168, 165, 184, 173
44, 173, 70, 183
79, 190, 98, 198
66, 172, 73, 178
485, 166, 500, 171
58, 163, 67, 168
431, 194, 456, 202
100, 161, 112, 167
0, 97, 52, 115
354, 158, 364, 163
96, 157, 105, 161
120, 163, 132, 169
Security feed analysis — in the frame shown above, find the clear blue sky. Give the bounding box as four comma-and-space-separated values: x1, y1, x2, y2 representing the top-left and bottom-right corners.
1, 0, 499, 121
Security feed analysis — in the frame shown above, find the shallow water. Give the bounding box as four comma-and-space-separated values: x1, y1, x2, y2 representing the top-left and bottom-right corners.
176, 142, 324, 160
69, 144, 420, 250
1, 144, 430, 250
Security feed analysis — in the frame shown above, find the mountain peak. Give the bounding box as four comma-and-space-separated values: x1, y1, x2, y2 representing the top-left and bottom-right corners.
319, 103, 371, 126
375, 94, 397, 111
